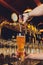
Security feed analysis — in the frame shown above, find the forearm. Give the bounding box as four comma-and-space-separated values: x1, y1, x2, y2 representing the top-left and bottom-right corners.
25, 53, 43, 60
29, 4, 43, 16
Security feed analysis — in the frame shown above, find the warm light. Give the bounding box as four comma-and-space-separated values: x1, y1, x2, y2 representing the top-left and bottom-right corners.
40, 29, 43, 32
31, 25, 34, 31
11, 13, 18, 22
28, 24, 31, 29
12, 23, 17, 26
32, 26, 36, 33
31, 25, 37, 33
1, 20, 9, 26
24, 9, 32, 12
27, 24, 37, 33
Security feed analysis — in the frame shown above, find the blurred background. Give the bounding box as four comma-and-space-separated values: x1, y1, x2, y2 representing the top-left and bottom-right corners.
0, 0, 43, 65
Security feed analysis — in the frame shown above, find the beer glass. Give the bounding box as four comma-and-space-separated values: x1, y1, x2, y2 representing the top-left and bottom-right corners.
16, 35, 25, 61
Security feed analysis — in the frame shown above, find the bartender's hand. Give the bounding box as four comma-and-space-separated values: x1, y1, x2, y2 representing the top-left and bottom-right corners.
23, 13, 32, 23
23, 13, 29, 23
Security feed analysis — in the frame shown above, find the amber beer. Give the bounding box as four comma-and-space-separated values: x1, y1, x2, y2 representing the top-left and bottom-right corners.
16, 35, 25, 60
